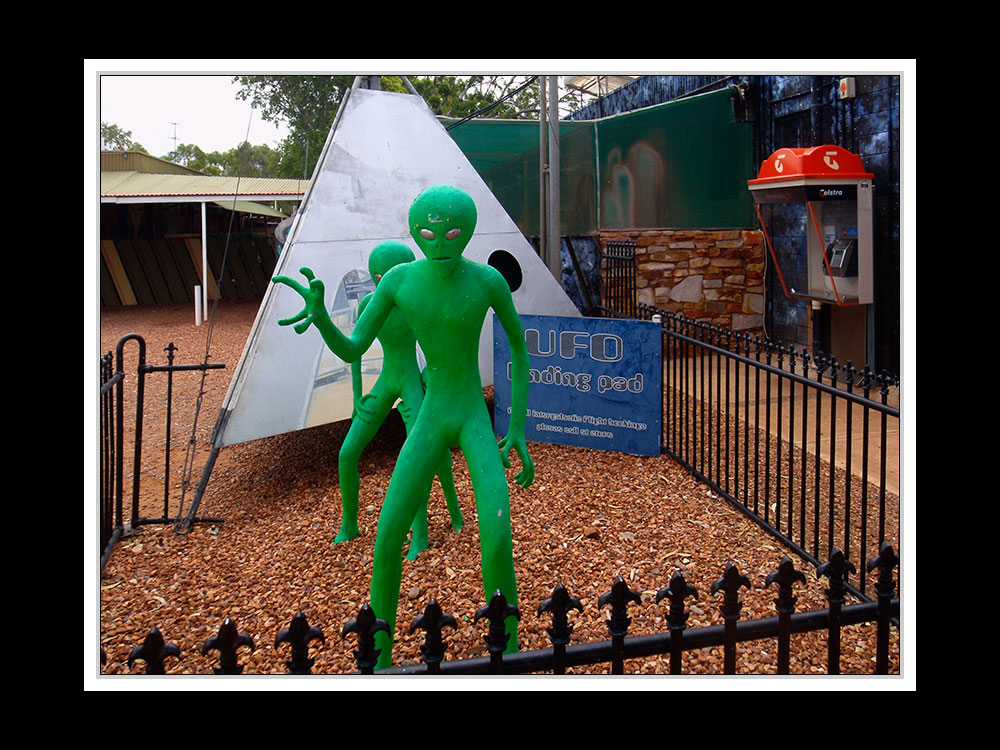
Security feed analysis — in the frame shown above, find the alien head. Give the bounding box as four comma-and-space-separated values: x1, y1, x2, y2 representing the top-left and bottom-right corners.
368, 240, 415, 284
408, 185, 477, 277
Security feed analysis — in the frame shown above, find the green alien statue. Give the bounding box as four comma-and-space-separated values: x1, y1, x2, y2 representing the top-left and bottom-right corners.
273, 184, 533, 669
336, 240, 463, 559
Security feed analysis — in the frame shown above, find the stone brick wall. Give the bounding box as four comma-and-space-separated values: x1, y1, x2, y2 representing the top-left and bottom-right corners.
600, 229, 766, 335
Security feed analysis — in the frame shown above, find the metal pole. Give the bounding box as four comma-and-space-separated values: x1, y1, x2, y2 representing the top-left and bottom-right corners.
401, 76, 420, 96
547, 75, 561, 283
538, 76, 547, 264
201, 201, 208, 319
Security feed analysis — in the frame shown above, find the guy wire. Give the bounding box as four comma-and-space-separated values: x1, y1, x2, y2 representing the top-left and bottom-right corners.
176, 107, 256, 523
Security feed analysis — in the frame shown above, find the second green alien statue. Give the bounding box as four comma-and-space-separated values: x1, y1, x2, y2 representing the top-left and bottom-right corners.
336, 240, 463, 559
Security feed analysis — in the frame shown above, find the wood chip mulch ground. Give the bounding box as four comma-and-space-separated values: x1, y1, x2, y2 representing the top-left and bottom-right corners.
94, 300, 903, 680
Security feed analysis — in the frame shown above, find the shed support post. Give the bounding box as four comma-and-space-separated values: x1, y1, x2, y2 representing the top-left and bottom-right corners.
201, 201, 208, 320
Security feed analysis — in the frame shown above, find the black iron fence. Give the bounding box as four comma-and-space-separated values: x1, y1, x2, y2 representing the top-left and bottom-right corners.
100, 319, 902, 675
597, 240, 638, 319
100, 351, 125, 570
638, 305, 900, 601
98, 334, 225, 571
112, 543, 898, 676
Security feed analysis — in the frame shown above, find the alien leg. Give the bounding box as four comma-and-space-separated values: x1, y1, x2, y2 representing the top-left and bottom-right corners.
370, 428, 442, 669
437, 447, 463, 531
397, 396, 433, 561
403, 354, 462, 533
460, 415, 519, 654
335, 387, 395, 544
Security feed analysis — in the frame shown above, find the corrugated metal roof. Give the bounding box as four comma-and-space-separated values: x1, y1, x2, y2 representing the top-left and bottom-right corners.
100, 171, 308, 201
101, 151, 204, 175
212, 200, 287, 219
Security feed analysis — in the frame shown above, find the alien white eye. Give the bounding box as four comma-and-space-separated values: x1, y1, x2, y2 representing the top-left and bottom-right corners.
420, 228, 436, 241
445, 227, 462, 240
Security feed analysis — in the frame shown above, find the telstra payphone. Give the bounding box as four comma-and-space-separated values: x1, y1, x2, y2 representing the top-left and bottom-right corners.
748, 145, 874, 364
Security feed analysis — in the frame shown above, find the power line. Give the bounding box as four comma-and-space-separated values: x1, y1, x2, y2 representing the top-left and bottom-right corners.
446, 76, 539, 131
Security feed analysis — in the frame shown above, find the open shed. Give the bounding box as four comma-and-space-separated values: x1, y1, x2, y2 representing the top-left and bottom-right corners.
99, 151, 307, 307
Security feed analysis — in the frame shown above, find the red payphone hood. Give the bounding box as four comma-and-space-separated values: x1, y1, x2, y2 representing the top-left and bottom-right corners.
748, 145, 873, 186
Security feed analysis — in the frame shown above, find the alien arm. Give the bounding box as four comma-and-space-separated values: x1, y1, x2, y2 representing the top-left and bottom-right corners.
314, 293, 388, 364
488, 266, 534, 488
351, 295, 373, 407
273, 267, 392, 364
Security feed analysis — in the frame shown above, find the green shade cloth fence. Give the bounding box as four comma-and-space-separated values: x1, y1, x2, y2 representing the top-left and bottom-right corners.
443, 88, 757, 235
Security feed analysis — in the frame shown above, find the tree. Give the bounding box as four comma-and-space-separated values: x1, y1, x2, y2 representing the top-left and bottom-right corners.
101, 121, 146, 152
234, 75, 354, 179
164, 143, 215, 173
231, 74, 589, 178
234, 75, 548, 177
405, 76, 594, 120
164, 141, 281, 177
406, 76, 528, 119
164, 141, 283, 177
221, 142, 282, 177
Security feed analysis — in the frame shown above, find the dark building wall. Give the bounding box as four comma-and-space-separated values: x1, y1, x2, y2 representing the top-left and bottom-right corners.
569, 76, 748, 122
753, 75, 900, 374
100, 203, 279, 306
570, 74, 901, 374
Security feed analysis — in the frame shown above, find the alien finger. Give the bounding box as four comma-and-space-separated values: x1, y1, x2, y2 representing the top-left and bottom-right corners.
277, 309, 309, 327
272, 276, 309, 296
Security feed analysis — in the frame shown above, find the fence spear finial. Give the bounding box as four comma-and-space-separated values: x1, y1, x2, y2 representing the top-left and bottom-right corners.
538, 583, 583, 674
411, 598, 456, 673
599, 575, 642, 674
343, 603, 389, 674
127, 626, 180, 675
656, 570, 697, 674
275, 611, 325, 675
712, 562, 751, 674
766, 557, 806, 674
475, 590, 520, 673
202, 617, 255, 675
818, 548, 857, 675
539, 582, 583, 640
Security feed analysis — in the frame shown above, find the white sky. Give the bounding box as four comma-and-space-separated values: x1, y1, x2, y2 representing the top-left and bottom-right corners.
89, 59, 916, 158
98, 73, 289, 157
90, 61, 550, 158
90, 60, 541, 158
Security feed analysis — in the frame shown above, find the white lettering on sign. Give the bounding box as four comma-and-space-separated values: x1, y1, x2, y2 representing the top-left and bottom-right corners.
525, 328, 624, 363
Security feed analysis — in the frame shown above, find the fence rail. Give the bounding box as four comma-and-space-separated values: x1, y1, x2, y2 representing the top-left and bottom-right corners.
109, 544, 899, 676
638, 304, 900, 600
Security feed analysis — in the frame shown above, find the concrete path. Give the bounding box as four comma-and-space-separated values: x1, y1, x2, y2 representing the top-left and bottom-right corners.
665, 362, 900, 497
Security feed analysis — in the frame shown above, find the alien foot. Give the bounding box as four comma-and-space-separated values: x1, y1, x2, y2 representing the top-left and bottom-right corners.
334, 525, 360, 545
405, 533, 429, 561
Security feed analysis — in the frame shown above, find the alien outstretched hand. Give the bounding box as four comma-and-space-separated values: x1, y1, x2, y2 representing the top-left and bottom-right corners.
273, 267, 331, 335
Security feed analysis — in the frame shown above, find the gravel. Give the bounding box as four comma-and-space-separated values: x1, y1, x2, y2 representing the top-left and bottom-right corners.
97, 300, 901, 678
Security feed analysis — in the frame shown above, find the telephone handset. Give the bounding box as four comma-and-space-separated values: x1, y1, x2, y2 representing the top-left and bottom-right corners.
826, 238, 856, 277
